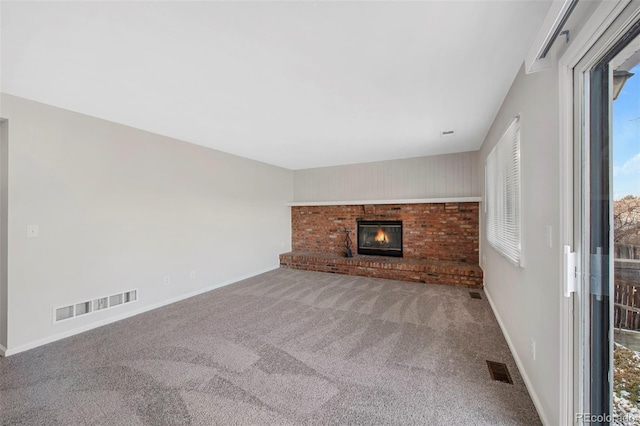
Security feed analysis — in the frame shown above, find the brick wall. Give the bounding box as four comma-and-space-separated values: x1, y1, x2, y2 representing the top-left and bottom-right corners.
291, 202, 479, 264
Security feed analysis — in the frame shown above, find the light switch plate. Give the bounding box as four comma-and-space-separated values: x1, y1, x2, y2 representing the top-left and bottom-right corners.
27, 225, 39, 238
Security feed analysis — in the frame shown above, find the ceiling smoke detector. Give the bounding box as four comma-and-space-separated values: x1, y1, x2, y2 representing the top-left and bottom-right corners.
441, 130, 455, 137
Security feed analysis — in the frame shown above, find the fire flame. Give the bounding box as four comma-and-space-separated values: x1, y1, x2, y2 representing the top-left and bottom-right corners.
374, 227, 389, 244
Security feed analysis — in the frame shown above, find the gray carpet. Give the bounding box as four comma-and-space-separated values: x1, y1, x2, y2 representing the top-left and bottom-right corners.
0, 268, 540, 425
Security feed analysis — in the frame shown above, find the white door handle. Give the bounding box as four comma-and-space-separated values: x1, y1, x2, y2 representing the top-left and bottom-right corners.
564, 245, 577, 298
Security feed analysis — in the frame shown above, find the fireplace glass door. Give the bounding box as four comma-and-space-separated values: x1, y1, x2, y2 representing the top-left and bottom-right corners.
357, 221, 403, 257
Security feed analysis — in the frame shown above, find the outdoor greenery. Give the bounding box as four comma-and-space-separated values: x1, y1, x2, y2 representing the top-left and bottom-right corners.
614, 344, 640, 424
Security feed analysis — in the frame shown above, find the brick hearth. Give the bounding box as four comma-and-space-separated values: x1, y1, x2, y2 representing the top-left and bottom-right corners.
281, 202, 483, 288
279, 251, 483, 288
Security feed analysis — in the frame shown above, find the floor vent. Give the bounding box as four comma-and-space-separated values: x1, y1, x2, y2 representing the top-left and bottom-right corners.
53, 289, 138, 324
469, 291, 482, 299
486, 361, 513, 384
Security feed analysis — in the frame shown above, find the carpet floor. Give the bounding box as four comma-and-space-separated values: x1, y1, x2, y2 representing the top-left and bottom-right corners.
0, 268, 541, 425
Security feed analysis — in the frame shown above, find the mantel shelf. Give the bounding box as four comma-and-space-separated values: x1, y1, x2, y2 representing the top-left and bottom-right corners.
287, 197, 482, 207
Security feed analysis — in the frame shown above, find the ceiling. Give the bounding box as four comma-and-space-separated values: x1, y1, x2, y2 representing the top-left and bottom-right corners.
1, 1, 552, 170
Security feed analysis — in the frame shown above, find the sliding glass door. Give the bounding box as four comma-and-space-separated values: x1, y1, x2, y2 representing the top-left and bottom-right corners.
573, 8, 640, 424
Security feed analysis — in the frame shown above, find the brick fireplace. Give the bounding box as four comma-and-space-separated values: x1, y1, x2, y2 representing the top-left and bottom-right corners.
280, 202, 483, 288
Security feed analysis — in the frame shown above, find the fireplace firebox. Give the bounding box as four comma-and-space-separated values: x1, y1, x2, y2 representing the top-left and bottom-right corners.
357, 220, 403, 257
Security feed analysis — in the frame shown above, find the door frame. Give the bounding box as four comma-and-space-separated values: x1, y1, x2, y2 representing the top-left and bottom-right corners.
558, 1, 640, 423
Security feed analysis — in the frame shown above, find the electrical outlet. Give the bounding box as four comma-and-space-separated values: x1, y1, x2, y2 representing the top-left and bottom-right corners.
190, 270, 196, 279
163, 275, 171, 285
531, 338, 536, 361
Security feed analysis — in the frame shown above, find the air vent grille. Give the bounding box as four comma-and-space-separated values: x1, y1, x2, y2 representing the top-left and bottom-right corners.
109, 294, 123, 307
53, 289, 138, 324
56, 306, 74, 322
93, 297, 108, 311
75, 302, 91, 316
470, 291, 482, 299
486, 360, 513, 384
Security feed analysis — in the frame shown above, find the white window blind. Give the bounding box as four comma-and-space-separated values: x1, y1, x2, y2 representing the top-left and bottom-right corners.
486, 116, 522, 266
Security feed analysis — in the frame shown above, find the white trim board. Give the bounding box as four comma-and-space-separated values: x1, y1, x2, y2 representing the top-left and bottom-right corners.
3, 265, 279, 357
484, 286, 551, 426
0, 343, 6, 357
288, 197, 481, 207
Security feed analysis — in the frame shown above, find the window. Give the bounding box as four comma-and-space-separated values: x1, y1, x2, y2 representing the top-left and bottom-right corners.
486, 116, 522, 266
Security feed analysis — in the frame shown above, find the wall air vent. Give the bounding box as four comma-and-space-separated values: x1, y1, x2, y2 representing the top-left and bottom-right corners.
93, 297, 108, 311
109, 294, 123, 307
441, 130, 455, 137
124, 290, 137, 303
53, 289, 138, 324
75, 302, 91, 316
55, 306, 74, 322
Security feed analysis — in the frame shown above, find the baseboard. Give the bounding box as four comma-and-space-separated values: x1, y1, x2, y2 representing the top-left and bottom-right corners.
484, 287, 551, 426
4, 265, 279, 357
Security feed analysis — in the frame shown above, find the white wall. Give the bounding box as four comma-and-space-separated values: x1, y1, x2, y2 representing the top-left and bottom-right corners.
0, 94, 293, 354
294, 151, 479, 202
478, 63, 560, 424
